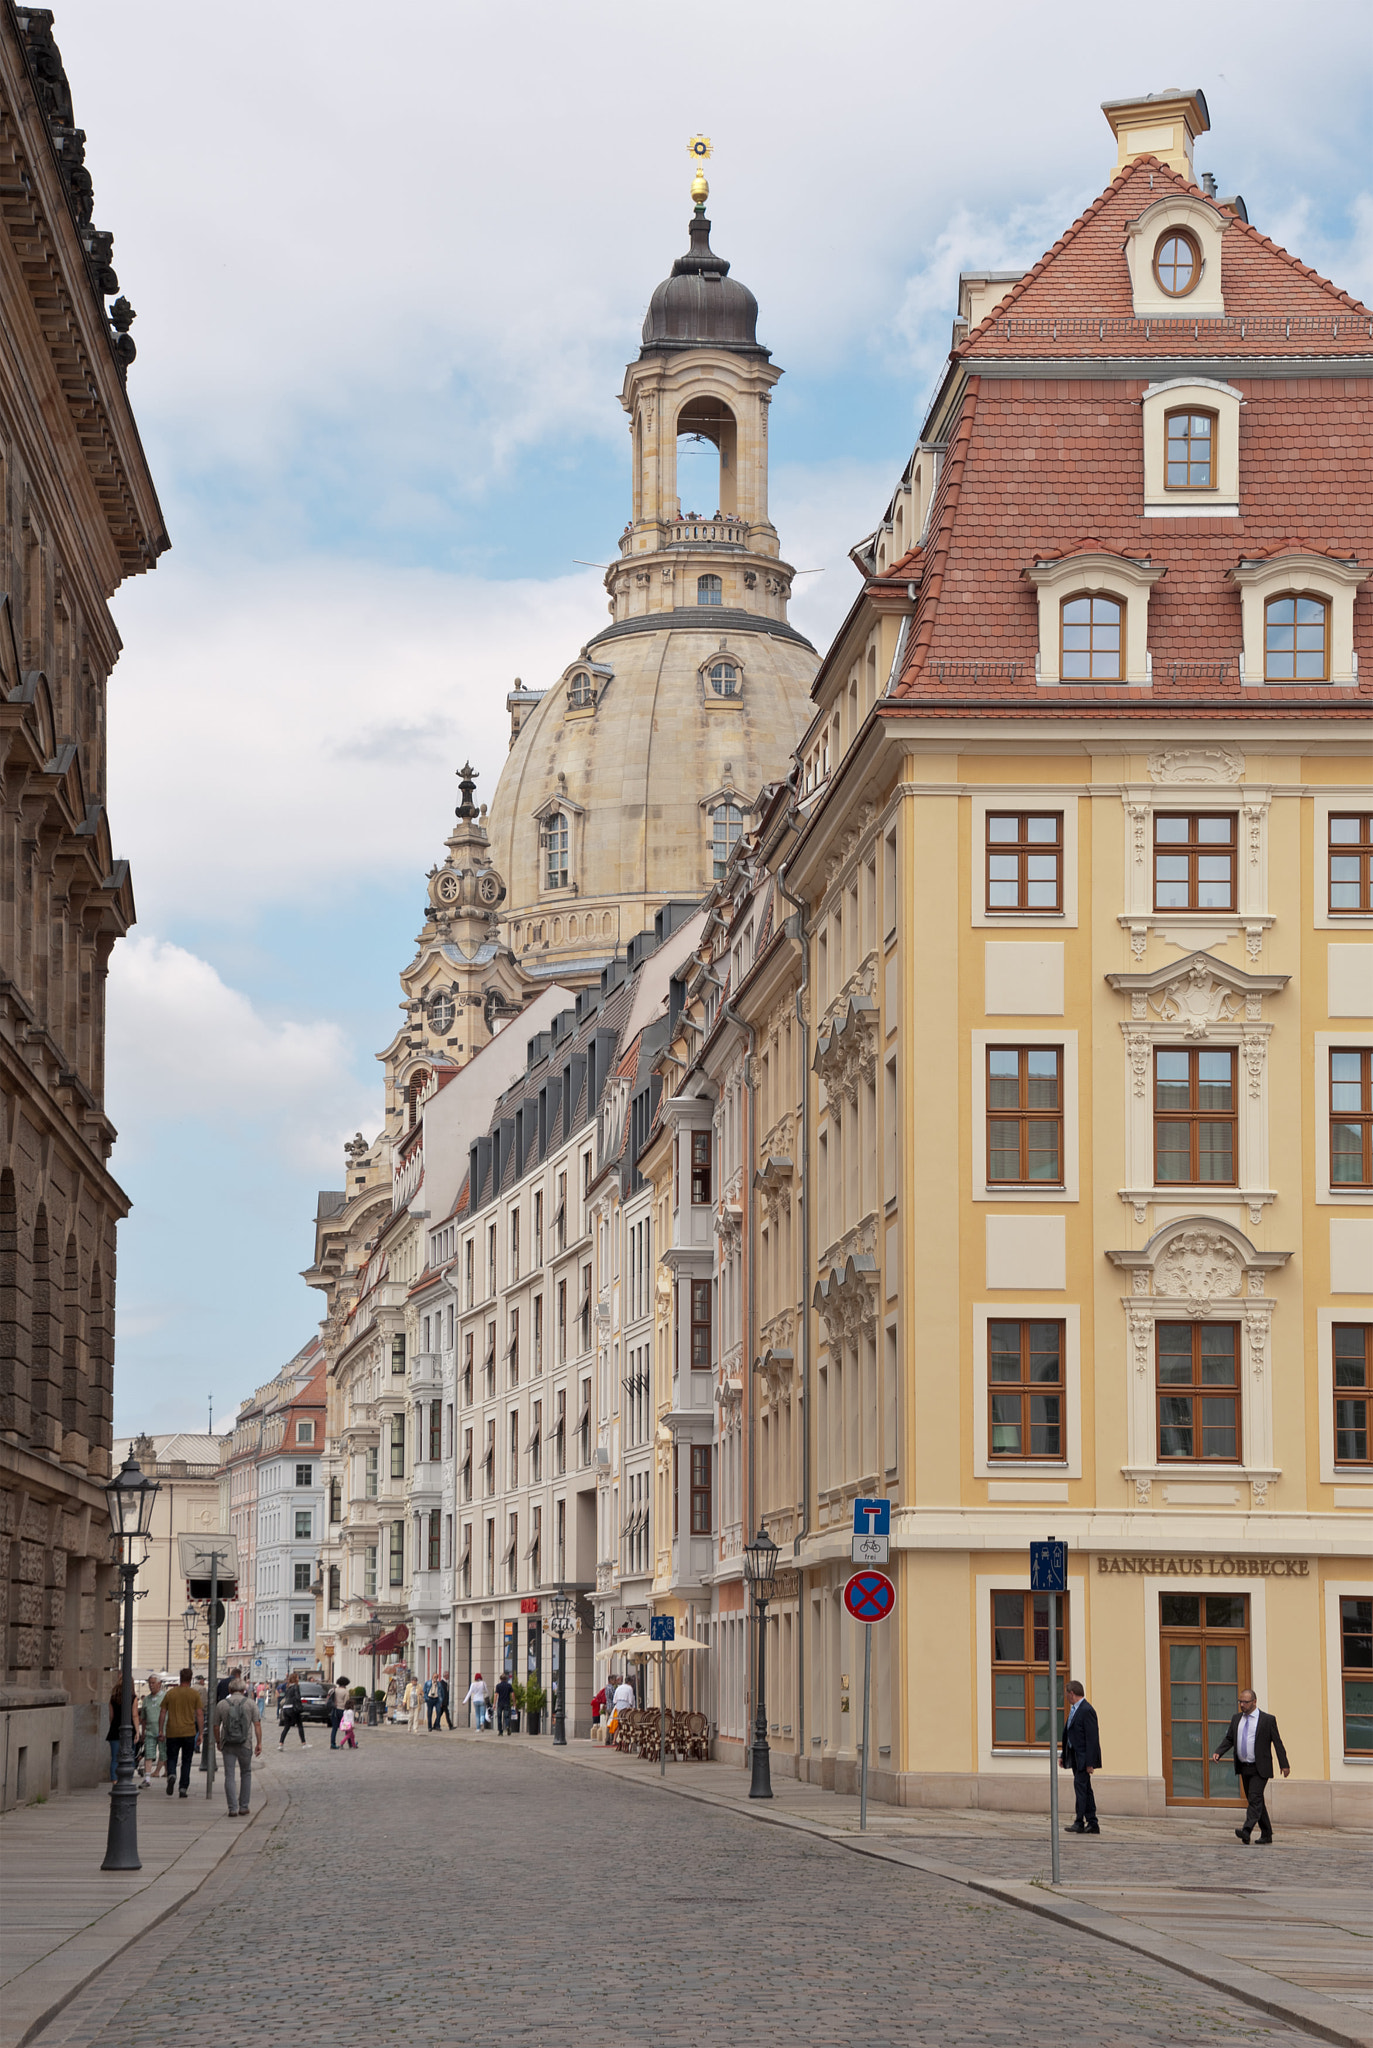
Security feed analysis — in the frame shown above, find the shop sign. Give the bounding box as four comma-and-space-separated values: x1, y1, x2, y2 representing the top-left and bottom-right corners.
520, 1597, 540, 1613
1096, 1553, 1309, 1577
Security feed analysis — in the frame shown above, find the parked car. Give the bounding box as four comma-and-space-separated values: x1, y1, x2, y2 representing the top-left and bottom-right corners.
277, 1681, 331, 1725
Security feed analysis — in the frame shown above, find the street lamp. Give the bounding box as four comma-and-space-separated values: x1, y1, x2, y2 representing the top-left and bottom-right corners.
742, 1524, 780, 1801
102, 1450, 160, 1871
549, 1593, 575, 1747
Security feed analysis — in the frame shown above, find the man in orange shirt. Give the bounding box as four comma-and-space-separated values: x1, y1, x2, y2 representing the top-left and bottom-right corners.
158, 1666, 204, 1798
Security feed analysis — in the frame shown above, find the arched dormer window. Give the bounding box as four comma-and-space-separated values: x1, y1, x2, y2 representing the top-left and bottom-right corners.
541, 809, 569, 890
568, 671, 593, 708
712, 803, 743, 880
697, 574, 722, 607
1164, 409, 1215, 489
1264, 594, 1329, 682
708, 661, 739, 697
1060, 594, 1123, 681
429, 992, 455, 1035
1153, 228, 1200, 298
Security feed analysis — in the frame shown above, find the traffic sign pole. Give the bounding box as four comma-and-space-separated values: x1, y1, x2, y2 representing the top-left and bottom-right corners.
1048, 1582, 1060, 1885
859, 1620, 872, 1832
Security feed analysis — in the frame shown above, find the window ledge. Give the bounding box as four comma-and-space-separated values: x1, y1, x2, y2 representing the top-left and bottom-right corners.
977, 1187, 1077, 1205
1144, 502, 1239, 518
1121, 1464, 1282, 1484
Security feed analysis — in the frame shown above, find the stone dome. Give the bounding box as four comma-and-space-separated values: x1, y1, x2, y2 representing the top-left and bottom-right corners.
485, 613, 816, 979
641, 214, 767, 357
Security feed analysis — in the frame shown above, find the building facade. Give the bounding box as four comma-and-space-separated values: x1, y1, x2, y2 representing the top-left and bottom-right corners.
111, 1434, 222, 1682
0, 5, 168, 1806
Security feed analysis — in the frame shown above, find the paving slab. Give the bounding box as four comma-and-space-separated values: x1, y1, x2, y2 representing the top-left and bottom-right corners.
0, 1768, 273, 2048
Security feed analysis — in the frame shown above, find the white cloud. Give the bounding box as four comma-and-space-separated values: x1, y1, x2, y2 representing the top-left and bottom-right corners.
106, 931, 374, 1171
107, 560, 602, 921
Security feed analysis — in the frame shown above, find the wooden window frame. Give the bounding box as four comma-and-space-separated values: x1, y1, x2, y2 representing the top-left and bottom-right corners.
388, 1518, 404, 1587
690, 1443, 712, 1535
1333, 1323, 1371, 1469
1156, 1321, 1241, 1464
986, 1046, 1064, 1186
1340, 1596, 1373, 1757
990, 1590, 1068, 1749
1163, 406, 1216, 490
1159, 1591, 1250, 1806
1264, 592, 1330, 683
1153, 811, 1237, 912
1154, 1046, 1237, 1186
1331, 1050, 1373, 1188
1153, 227, 1201, 298
427, 1510, 441, 1571
1059, 592, 1124, 682
697, 573, 723, 606
987, 1320, 1065, 1461
389, 1421, 405, 1480
690, 1129, 712, 1205
690, 1278, 712, 1370
428, 1400, 442, 1463
1329, 814, 1373, 915
985, 812, 1063, 914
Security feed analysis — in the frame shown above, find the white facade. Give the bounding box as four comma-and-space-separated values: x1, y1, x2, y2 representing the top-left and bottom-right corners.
255, 1434, 325, 1679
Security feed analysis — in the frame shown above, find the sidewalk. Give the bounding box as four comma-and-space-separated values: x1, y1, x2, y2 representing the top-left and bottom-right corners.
0, 1768, 274, 2048
416, 1723, 1373, 2048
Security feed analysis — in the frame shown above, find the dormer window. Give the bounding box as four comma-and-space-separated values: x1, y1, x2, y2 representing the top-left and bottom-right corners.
1153, 229, 1200, 297
709, 661, 739, 697
1060, 594, 1123, 681
1165, 410, 1214, 489
698, 574, 722, 606
568, 672, 593, 708
542, 810, 569, 890
1265, 595, 1329, 682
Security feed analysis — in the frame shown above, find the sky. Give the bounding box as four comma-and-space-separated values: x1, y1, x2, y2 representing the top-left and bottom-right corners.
64, 0, 1372, 1433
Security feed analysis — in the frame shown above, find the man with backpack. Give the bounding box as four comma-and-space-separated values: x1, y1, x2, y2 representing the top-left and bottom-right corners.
214, 1676, 261, 1816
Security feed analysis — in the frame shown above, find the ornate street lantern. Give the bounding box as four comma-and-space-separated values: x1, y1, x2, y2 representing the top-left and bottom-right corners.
102, 1452, 160, 1871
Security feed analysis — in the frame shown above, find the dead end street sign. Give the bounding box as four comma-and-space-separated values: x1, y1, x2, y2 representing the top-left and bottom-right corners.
852, 1496, 890, 1566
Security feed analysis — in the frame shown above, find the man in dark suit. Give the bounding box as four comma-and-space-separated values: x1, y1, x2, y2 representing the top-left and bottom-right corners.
1059, 1679, 1102, 1834
1213, 1688, 1290, 1843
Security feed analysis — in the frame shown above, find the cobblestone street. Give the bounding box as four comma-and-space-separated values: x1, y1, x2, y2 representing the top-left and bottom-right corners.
28, 1736, 1359, 2048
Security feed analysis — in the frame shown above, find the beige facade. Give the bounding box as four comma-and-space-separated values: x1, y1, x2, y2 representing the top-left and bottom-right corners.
112, 1436, 222, 1683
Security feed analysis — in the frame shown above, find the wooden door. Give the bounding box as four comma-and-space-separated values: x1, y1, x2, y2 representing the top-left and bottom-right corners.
1160, 1591, 1250, 1805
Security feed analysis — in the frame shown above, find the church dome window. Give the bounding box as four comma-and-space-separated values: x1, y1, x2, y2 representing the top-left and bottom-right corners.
711, 802, 744, 880
708, 661, 739, 697
429, 992, 455, 1034
697, 574, 723, 606
541, 809, 569, 891
568, 672, 594, 708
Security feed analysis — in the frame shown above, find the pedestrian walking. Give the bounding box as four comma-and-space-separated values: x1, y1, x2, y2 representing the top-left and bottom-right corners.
423, 1674, 438, 1731
494, 1671, 514, 1735
338, 1704, 357, 1748
159, 1667, 204, 1797
1213, 1687, 1290, 1844
436, 1673, 454, 1730
142, 1672, 166, 1782
464, 1671, 489, 1729
330, 1675, 350, 1750
405, 1676, 423, 1733
214, 1676, 261, 1817
279, 1674, 308, 1748
1059, 1679, 1102, 1834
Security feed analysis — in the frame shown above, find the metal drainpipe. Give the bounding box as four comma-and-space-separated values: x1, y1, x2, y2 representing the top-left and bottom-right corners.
774, 819, 809, 1775
719, 993, 758, 1763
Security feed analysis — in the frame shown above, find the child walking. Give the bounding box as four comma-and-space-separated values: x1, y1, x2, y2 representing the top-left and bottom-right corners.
338, 1704, 357, 1749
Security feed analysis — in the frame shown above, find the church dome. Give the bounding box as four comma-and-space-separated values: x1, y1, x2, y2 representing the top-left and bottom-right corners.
641, 214, 766, 357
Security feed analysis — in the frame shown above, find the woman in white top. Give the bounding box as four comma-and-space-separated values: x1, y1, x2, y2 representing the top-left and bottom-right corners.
464, 1673, 490, 1729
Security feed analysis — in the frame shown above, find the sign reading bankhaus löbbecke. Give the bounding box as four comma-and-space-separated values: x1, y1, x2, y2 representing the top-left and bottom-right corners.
1096, 1554, 1310, 1577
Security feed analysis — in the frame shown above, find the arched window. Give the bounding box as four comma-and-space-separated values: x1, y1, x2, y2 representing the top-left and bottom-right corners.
1264, 594, 1329, 682
697, 574, 722, 607
568, 672, 593, 708
1153, 229, 1200, 298
542, 810, 569, 889
708, 661, 739, 696
1165, 409, 1215, 489
712, 803, 743, 880
429, 992, 455, 1034
1060, 595, 1123, 681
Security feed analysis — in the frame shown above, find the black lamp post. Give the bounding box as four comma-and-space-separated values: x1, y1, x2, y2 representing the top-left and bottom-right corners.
743, 1524, 780, 1801
550, 1592, 575, 1747
182, 1602, 198, 1673
102, 1450, 160, 1871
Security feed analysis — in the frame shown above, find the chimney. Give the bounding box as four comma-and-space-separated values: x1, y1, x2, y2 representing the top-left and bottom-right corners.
1101, 88, 1209, 184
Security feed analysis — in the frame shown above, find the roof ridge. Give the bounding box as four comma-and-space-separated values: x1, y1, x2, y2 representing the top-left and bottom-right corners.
961, 161, 1143, 348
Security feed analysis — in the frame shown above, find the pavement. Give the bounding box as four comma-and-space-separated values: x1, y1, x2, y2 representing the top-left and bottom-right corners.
2, 1726, 1369, 2047
0, 1761, 273, 2048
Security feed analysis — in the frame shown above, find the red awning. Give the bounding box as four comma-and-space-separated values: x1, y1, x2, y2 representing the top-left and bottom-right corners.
368, 1624, 409, 1656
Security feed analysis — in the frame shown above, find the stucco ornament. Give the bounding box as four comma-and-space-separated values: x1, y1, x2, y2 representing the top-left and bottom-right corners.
1146, 746, 1245, 785
1149, 961, 1244, 1038
1154, 1231, 1243, 1308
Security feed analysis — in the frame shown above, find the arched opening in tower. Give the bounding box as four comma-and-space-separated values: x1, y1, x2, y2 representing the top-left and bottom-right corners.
675, 396, 737, 519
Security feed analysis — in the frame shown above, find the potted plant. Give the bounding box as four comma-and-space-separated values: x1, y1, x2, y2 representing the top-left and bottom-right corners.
508, 1679, 523, 1734
522, 1678, 547, 1737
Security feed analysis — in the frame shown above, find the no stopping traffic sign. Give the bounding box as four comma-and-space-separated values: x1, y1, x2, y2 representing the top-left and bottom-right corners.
843, 1570, 895, 1623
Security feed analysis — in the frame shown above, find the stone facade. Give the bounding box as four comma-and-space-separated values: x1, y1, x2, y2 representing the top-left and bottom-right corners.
0, 6, 167, 1807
